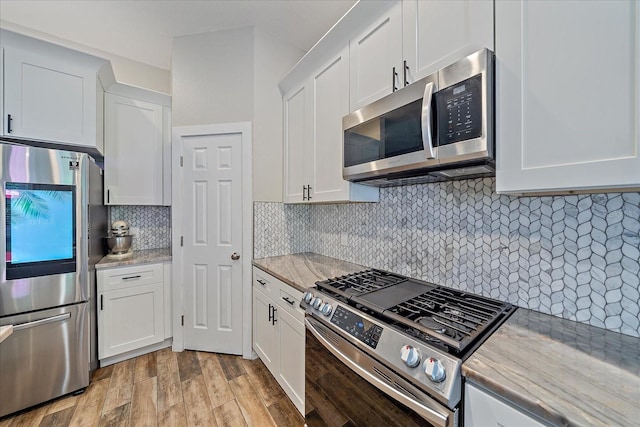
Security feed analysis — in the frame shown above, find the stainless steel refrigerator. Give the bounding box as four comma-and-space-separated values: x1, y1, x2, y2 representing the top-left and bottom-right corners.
0, 142, 106, 417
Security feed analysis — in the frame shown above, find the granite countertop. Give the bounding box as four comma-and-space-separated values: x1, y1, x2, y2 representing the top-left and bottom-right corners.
463, 308, 640, 427
252, 252, 366, 292
0, 325, 12, 344
96, 247, 172, 269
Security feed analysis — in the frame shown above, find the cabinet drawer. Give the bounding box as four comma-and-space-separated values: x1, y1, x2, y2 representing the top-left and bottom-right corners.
278, 286, 304, 322
253, 268, 278, 297
97, 263, 164, 291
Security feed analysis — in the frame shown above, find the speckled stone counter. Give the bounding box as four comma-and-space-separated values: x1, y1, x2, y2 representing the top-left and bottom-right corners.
252, 253, 366, 293
96, 247, 172, 269
463, 308, 640, 427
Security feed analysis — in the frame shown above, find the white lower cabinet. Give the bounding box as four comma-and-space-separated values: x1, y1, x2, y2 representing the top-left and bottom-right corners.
253, 287, 279, 373
252, 268, 305, 414
465, 382, 547, 427
97, 262, 168, 363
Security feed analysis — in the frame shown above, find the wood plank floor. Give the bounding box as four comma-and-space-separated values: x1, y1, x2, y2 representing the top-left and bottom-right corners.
0, 349, 304, 427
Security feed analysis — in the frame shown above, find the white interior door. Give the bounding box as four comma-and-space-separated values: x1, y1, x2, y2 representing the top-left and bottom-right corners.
180, 131, 243, 355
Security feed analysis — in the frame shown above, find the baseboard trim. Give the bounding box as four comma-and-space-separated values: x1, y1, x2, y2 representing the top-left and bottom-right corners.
99, 338, 173, 367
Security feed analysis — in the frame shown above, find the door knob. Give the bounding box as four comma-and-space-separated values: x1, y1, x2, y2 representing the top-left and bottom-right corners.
231, 252, 240, 261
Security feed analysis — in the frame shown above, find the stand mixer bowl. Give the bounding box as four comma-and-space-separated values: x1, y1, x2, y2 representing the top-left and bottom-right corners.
105, 235, 133, 254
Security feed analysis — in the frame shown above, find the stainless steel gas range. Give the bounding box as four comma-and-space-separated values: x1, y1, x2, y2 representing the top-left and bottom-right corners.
302, 269, 515, 427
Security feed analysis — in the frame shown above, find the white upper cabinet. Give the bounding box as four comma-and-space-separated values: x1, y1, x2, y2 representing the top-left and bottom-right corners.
311, 48, 351, 202
349, 1, 403, 112
283, 84, 308, 203
496, 1, 640, 194
349, 0, 493, 112
104, 91, 171, 205
311, 48, 376, 203
1, 31, 109, 157
402, 0, 493, 83
283, 49, 379, 204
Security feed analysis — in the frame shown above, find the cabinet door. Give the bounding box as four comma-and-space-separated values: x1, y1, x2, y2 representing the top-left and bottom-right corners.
349, 1, 403, 112
496, 1, 640, 194
309, 48, 351, 203
3, 46, 97, 148
253, 287, 279, 374
283, 84, 308, 203
465, 382, 546, 427
402, 0, 493, 84
277, 308, 305, 415
104, 93, 164, 205
98, 282, 164, 359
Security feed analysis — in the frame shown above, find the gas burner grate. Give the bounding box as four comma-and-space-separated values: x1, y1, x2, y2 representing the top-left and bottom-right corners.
316, 269, 406, 299
387, 287, 511, 351
312, 268, 514, 354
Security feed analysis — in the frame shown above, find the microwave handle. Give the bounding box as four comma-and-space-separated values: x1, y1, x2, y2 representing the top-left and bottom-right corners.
421, 82, 436, 159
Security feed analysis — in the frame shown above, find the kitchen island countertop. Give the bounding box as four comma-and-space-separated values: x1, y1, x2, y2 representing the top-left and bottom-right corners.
252, 252, 366, 293
463, 308, 640, 427
96, 247, 171, 269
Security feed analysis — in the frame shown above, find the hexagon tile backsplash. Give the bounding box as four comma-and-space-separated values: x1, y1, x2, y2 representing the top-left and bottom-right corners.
254, 178, 640, 338
109, 206, 171, 250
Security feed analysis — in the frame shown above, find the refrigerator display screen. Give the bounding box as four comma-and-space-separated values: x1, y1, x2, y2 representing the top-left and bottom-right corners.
5, 182, 77, 280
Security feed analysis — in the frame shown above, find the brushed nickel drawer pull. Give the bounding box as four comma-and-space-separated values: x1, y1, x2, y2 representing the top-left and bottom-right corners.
282, 296, 295, 306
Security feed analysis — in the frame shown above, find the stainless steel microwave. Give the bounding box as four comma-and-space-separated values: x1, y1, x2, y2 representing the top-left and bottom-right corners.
343, 49, 494, 187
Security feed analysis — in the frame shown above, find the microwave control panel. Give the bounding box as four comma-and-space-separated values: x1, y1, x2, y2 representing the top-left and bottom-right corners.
436, 74, 483, 146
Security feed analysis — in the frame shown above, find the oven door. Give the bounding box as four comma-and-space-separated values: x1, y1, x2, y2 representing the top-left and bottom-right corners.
305, 316, 457, 427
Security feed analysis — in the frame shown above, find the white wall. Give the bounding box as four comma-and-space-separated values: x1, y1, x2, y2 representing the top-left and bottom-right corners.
171, 26, 304, 201
253, 28, 305, 202
171, 27, 254, 127
0, 20, 170, 94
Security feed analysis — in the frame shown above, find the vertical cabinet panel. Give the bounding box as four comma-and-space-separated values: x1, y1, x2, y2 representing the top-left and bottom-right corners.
402, 0, 493, 83
349, 1, 403, 111
104, 93, 168, 205
496, 1, 640, 193
278, 309, 305, 414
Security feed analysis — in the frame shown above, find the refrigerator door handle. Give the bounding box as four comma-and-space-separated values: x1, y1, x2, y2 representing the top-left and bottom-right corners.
12, 313, 71, 331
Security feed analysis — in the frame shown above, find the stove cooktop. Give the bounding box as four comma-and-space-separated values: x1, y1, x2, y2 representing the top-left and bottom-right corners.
315, 269, 514, 355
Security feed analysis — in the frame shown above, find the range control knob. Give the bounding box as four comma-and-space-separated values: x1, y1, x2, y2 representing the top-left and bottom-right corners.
400, 345, 421, 368
424, 358, 446, 383
302, 292, 314, 304
312, 298, 323, 310
320, 303, 333, 316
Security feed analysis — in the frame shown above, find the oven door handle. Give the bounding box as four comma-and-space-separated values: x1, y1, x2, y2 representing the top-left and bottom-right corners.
305, 317, 452, 427
421, 81, 436, 159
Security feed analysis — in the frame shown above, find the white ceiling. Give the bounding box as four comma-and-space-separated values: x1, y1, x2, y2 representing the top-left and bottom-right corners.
0, 0, 357, 70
